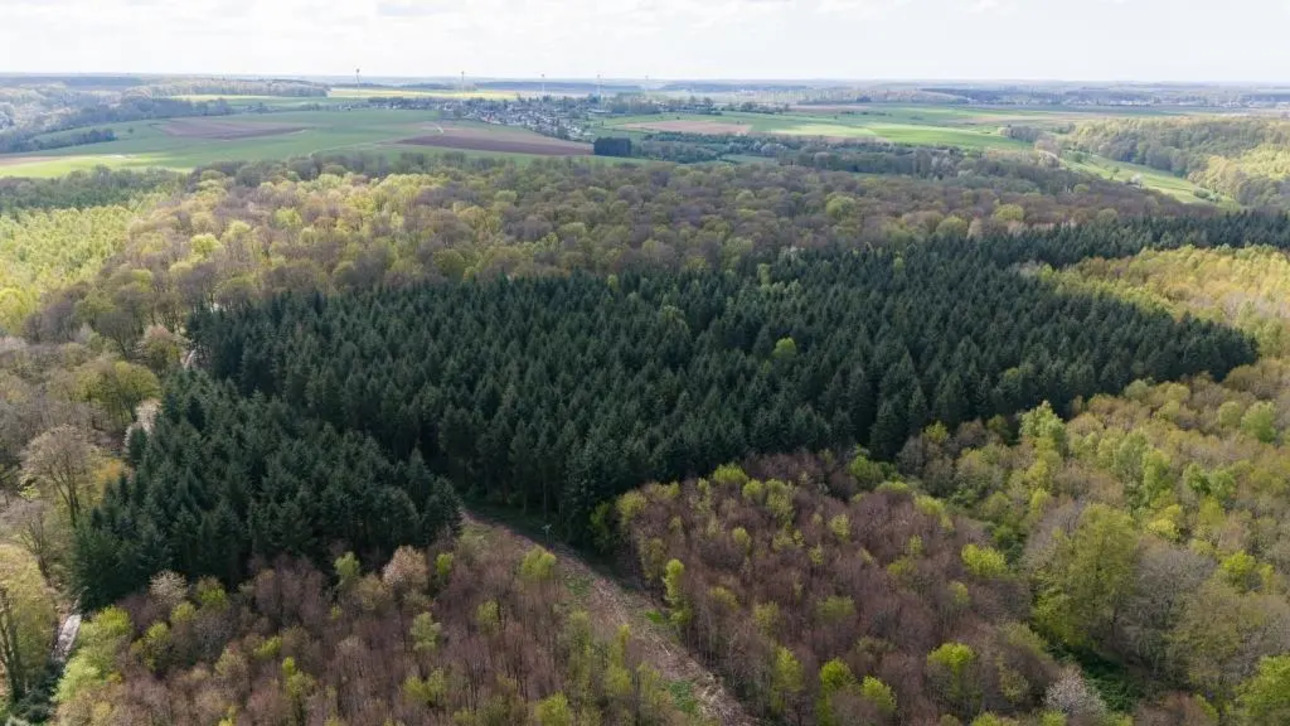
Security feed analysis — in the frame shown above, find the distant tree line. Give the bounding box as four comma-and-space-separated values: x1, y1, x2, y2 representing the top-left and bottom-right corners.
130, 78, 328, 98
0, 127, 115, 154
0, 96, 232, 153
0, 167, 179, 214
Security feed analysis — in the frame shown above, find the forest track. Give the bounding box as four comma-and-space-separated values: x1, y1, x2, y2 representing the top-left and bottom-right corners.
462, 512, 756, 726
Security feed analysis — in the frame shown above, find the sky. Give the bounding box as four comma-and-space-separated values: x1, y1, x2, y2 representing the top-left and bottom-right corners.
3, 0, 1290, 82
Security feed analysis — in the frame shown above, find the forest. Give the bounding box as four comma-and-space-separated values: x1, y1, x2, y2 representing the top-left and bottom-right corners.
4, 148, 1290, 724
1067, 118, 1290, 208
59, 524, 707, 725
183, 240, 1254, 542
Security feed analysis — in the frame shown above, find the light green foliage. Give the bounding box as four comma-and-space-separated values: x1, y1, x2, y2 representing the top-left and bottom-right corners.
753, 601, 779, 636
708, 586, 739, 611
0, 203, 141, 333
817, 658, 860, 726
741, 479, 766, 503
928, 642, 976, 675
771, 646, 805, 716
196, 577, 228, 610
861, 676, 898, 716
711, 463, 749, 487
962, 544, 1008, 579
55, 605, 131, 705
474, 600, 501, 635
819, 658, 857, 693
1220, 551, 1261, 592
1240, 401, 1278, 443
334, 551, 360, 588
772, 337, 798, 360
663, 559, 689, 626
410, 611, 442, 653
253, 634, 282, 661
0, 545, 56, 702
948, 581, 971, 608
731, 526, 752, 553
519, 546, 558, 583
928, 641, 978, 711
534, 691, 574, 726
825, 194, 858, 221
1236, 655, 1290, 724
1138, 448, 1174, 505
1034, 504, 1138, 649
828, 514, 850, 541
434, 552, 454, 582
936, 216, 970, 237
1218, 400, 1244, 429
77, 360, 161, 429
905, 535, 924, 558
403, 668, 448, 707
1020, 401, 1066, 453
993, 204, 1025, 223
764, 479, 796, 526
970, 714, 1019, 726
815, 595, 855, 624
170, 601, 196, 625
617, 490, 648, 524
135, 621, 170, 672
848, 448, 886, 490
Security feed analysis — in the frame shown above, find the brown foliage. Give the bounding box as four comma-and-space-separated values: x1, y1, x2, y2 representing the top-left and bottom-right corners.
621, 457, 1059, 723
58, 527, 701, 725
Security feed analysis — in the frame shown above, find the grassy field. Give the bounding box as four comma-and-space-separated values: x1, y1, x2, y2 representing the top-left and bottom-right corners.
1065, 154, 1229, 206
599, 109, 1036, 151
0, 111, 563, 177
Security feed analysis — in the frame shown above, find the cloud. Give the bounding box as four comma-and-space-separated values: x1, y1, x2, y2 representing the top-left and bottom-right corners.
1, 0, 1288, 81
376, 0, 453, 16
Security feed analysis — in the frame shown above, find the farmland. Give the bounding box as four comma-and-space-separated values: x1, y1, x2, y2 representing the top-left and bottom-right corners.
0, 109, 571, 176
0, 92, 1226, 207
401, 123, 592, 155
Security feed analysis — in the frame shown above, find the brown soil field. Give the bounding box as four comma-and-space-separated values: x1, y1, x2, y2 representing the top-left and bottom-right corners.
620, 120, 753, 134
161, 119, 307, 140
0, 155, 54, 167
400, 125, 592, 156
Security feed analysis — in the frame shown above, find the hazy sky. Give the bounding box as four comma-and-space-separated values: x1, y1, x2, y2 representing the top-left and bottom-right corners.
4, 0, 1290, 82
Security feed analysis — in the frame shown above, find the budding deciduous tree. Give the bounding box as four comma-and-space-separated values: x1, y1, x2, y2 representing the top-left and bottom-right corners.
0, 545, 56, 702
20, 425, 99, 528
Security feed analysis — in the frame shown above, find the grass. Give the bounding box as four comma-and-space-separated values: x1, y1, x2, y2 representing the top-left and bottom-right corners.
601, 108, 1035, 151
1064, 153, 1231, 206
667, 680, 700, 715
0, 110, 566, 177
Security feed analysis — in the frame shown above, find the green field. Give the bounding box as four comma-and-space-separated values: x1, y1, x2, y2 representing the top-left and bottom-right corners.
599, 109, 1038, 151
1065, 154, 1229, 206
0, 111, 558, 177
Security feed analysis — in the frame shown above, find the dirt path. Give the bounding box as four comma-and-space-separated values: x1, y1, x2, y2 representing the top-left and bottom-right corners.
464, 513, 755, 725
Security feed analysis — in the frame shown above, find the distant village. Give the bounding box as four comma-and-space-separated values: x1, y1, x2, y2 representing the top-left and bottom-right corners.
356, 94, 783, 142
